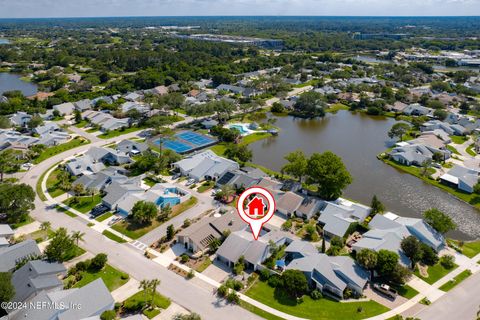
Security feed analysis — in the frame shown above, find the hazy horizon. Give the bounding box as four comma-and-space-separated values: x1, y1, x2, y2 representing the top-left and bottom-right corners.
1, 0, 480, 19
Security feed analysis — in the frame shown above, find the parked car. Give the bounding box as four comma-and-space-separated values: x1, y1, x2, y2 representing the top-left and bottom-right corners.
373, 283, 397, 299
185, 178, 196, 186
108, 217, 122, 226
90, 204, 109, 218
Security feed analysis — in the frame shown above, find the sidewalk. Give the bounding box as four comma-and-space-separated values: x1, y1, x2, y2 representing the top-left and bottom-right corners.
111, 278, 141, 302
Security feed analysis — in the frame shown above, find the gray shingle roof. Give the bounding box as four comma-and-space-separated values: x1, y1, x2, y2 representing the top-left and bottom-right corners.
0, 239, 41, 272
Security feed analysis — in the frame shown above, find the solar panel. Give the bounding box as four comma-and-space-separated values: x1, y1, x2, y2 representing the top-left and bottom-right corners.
217, 171, 235, 185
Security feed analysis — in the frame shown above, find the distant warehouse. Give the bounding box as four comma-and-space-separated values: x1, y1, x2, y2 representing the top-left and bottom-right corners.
175, 33, 284, 49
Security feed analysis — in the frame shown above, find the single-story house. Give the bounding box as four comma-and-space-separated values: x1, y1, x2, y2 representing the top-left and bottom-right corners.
116, 139, 148, 156
216, 167, 266, 190
7, 279, 114, 320
403, 103, 432, 116
101, 178, 145, 211
173, 150, 239, 182
12, 260, 67, 302
440, 164, 480, 194
72, 167, 129, 192
177, 211, 247, 254
296, 197, 324, 220
0, 239, 41, 272
389, 143, 450, 166
74, 99, 92, 112
0, 224, 14, 247
9, 112, 32, 127
115, 183, 191, 216
318, 200, 370, 239
53, 102, 75, 116
65, 146, 132, 176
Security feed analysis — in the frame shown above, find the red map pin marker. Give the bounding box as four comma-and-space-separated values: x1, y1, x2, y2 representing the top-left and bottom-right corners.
236, 187, 276, 240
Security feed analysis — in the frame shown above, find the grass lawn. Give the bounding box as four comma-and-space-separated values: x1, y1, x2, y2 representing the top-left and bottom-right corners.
382, 158, 480, 209
112, 197, 198, 239
86, 128, 98, 133
123, 290, 171, 319
391, 284, 419, 299
211, 132, 273, 156
10, 216, 34, 229
447, 145, 460, 155
33, 137, 90, 164
239, 300, 285, 320
46, 167, 68, 198
73, 264, 129, 291
26, 228, 55, 243
414, 263, 458, 285
96, 212, 113, 222
63, 195, 102, 214
75, 120, 88, 128
65, 245, 86, 261
439, 270, 472, 292
98, 126, 143, 139
195, 258, 212, 272
143, 177, 158, 187
325, 103, 349, 113
448, 239, 480, 258
466, 143, 476, 157
102, 230, 127, 243
197, 181, 215, 193
56, 205, 77, 218
245, 280, 389, 320
450, 135, 468, 144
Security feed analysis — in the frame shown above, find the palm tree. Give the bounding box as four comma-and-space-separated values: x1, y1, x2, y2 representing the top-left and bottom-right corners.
40, 221, 51, 232
421, 159, 433, 177
148, 279, 161, 309
218, 184, 235, 203
139, 279, 150, 307
86, 187, 96, 201
71, 231, 85, 246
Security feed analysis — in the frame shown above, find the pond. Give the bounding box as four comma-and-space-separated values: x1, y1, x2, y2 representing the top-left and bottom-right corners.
0, 72, 38, 97
250, 110, 480, 240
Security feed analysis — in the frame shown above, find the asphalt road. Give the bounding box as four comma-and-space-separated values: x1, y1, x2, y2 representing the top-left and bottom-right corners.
413, 271, 480, 320
20, 131, 261, 320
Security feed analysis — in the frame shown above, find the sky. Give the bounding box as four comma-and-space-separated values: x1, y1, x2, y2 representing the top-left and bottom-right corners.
0, 0, 480, 18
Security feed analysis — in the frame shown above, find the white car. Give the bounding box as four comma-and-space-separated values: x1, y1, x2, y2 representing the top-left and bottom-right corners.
185, 179, 196, 186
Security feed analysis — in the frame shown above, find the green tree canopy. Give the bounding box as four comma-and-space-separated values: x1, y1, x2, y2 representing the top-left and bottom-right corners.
281, 150, 308, 181
281, 269, 308, 298
388, 123, 411, 141
44, 228, 75, 262
0, 272, 15, 304
0, 182, 35, 224
401, 236, 423, 268
306, 151, 352, 200
376, 249, 399, 276
423, 208, 456, 234
131, 201, 158, 224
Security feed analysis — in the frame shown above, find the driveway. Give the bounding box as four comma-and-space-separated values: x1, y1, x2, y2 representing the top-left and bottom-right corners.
363, 284, 408, 309
202, 259, 231, 283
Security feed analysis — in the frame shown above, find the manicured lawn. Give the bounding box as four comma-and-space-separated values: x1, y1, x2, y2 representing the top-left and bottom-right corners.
112, 197, 198, 239
65, 245, 86, 261
46, 168, 68, 198
239, 300, 285, 320
391, 284, 419, 299
245, 280, 389, 320
27, 228, 55, 243
63, 195, 102, 213
96, 212, 113, 222
10, 216, 34, 229
197, 181, 215, 193
466, 144, 476, 157
86, 128, 98, 133
447, 145, 461, 155
102, 230, 127, 243
211, 132, 273, 156
195, 258, 212, 272
73, 264, 129, 291
448, 239, 480, 258
75, 120, 88, 128
382, 158, 480, 210
325, 103, 349, 113
33, 137, 90, 164
98, 126, 143, 139
439, 270, 472, 292
414, 263, 458, 285
450, 135, 468, 144
56, 205, 77, 218
143, 177, 158, 187
123, 290, 171, 319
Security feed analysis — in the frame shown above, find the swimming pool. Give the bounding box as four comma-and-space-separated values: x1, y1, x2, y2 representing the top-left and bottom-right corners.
229, 124, 248, 134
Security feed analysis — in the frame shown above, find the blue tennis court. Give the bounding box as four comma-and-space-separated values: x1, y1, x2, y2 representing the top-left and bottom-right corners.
153, 130, 217, 154
162, 140, 192, 153
176, 132, 215, 146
